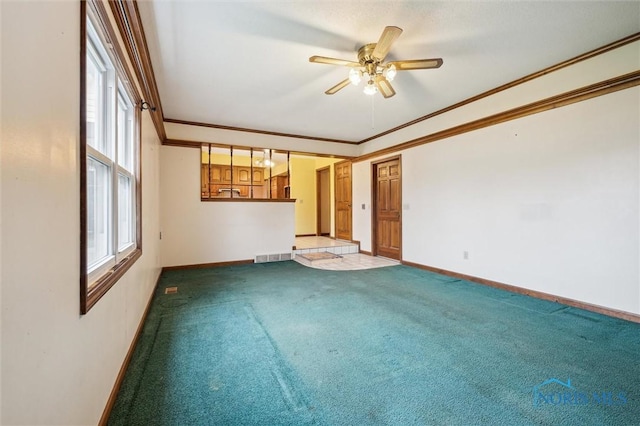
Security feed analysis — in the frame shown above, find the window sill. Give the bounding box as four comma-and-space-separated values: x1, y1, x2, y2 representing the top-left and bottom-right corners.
82, 248, 142, 314
200, 198, 297, 203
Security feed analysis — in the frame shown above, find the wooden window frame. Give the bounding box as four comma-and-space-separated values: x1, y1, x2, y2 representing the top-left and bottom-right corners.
81, 0, 143, 314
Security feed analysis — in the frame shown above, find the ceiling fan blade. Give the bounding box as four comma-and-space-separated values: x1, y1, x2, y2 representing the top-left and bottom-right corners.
374, 75, 396, 98
372, 26, 403, 62
309, 56, 360, 67
325, 78, 351, 95
389, 58, 443, 70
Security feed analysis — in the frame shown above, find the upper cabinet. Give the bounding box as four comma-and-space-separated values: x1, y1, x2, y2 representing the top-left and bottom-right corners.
202, 164, 267, 198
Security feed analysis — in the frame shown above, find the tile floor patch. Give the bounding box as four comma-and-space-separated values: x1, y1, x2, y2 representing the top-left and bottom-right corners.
298, 252, 342, 261
292, 236, 399, 271
296, 253, 399, 271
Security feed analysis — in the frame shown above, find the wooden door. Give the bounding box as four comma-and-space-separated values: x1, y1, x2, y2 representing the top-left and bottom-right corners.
335, 161, 352, 241
373, 157, 401, 260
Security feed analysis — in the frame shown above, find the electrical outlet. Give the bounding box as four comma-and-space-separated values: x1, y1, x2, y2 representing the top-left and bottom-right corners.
362, 204, 366, 210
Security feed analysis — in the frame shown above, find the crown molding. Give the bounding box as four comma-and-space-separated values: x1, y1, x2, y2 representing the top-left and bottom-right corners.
357, 32, 640, 145
164, 118, 359, 145
354, 70, 640, 163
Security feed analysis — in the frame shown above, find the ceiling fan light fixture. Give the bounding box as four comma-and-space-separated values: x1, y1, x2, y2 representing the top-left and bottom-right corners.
255, 159, 275, 168
309, 26, 443, 98
384, 63, 397, 81
349, 68, 362, 86
255, 150, 275, 168
363, 79, 377, 95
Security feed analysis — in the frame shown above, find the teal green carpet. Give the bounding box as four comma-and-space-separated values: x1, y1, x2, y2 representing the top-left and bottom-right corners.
108, 262, 640, 425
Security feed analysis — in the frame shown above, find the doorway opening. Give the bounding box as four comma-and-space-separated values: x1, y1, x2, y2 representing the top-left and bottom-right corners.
316, 167, 331, 236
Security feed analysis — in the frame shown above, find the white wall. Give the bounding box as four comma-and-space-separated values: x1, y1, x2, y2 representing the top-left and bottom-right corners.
161, 146, 295, 267
1, 2, 162, 424
354, 86, 640, 315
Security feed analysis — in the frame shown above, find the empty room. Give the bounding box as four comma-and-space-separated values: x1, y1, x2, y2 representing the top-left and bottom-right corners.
1, 0, 639, 425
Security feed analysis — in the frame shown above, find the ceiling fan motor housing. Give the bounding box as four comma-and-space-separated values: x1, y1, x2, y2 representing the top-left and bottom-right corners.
358, 43, 379, 65
358, 43, 382, 76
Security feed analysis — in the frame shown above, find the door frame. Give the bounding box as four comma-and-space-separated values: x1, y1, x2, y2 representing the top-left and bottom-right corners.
371, 155, 402, 259
316, 166, 330, 236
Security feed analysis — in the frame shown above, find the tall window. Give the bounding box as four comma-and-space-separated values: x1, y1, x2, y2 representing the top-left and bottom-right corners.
82, 3, 141, 314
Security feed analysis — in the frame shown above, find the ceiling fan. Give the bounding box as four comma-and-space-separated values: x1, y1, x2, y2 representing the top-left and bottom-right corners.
309, 26, 443, 98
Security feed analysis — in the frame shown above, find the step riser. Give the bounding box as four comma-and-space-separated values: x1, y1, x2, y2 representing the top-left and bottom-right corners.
293, 245, 358, 256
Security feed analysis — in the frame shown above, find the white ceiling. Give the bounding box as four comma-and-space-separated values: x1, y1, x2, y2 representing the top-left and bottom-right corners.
138, 1, 640, 143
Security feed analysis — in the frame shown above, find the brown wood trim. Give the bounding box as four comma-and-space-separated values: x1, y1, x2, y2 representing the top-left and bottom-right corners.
201, 198, 297, 203
84, 249, 143, 314
98, 270, 161, 426
402, 261, 640, 324
109, 0, 166, 142
163, 138, 203, 149
358, 32, 640, 144
359, 250, 372, 256
355, 70, 640, 163
162, 259, 255, 272
80, 0, 88, 312
296, 234, 317, 238
164, 118, 358, 145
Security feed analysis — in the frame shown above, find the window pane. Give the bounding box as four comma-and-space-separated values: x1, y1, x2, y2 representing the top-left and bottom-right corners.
118, 173, 133, 249
117, 88, 133, 171
86, 50, 105, 153
87, 157, 111, 269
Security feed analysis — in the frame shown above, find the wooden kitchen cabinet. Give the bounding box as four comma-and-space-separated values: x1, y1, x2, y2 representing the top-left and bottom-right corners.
201, 164, 266, 199
269, 174, 289, 199
236, 167, 251, 185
